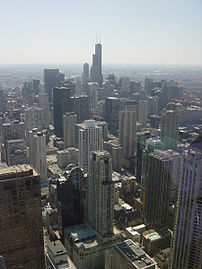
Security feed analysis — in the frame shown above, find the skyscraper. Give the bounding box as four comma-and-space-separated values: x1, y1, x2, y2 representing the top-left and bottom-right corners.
105, 97, 120, 135
143, 150, 176, 229
63, 112, 77, 148
170, 137, 202, 269
139, 99, 148, 127
38, 91, 50, 129
44, 69, 64, 102
90, 43, 103, 86
161, 109, 179, 149
57, 166, 85, 232
119, 110, 136, 158
87, 82, 99, 116
0, 165, 45, 268
28, 129, 47, 181
24, 106, 43, 133
53, 87, 71, 138
70, 95, 90, 123
82, 63, 89, 85
88, 150, 114, 237
78, 120, 103, 173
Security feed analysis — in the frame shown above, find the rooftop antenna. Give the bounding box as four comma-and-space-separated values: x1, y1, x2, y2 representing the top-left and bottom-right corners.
99, 35, 101, 44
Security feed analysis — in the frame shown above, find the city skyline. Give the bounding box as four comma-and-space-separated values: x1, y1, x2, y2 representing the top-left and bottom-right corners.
0, 0, 201, 65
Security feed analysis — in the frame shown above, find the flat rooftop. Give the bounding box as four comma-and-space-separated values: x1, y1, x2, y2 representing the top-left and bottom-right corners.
47, 240, 67, 257
0, 164, 36, 181
116, 239, 156, 269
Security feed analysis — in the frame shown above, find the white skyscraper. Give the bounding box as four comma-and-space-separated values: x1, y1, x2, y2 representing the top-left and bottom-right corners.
139, 99, 148, 126
88, 150, 114, 237
78, 120, 103, 173
63, 112, 77, 148
24, 106, 42, 133
28, 129, 47, 181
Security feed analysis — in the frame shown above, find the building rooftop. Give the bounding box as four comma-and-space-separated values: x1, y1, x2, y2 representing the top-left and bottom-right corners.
116, 239, 157, 269
0, 164, 36, 181
47, 240, 68, 257
143, 230, 161, 241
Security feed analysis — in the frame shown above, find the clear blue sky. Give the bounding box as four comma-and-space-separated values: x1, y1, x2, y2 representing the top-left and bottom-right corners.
0, 0, 201, 65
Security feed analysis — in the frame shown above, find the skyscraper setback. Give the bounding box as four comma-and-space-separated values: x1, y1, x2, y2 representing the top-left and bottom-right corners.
90, 43, 103, 85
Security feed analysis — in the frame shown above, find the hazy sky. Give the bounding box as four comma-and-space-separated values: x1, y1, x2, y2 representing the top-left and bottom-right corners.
0, 0, 202, 65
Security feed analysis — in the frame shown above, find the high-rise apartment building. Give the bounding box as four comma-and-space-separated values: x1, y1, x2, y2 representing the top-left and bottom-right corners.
0, 165, 45, 268
63, 112, 77, 148
53, 87, 71, 138
161, 109, 179, 149
119, 110, 136, 158
78, 120, 103, 173
28, 129, 47, 181
90, 43, 103, 86
88, 150, 114, 237
170, 137, 202, 269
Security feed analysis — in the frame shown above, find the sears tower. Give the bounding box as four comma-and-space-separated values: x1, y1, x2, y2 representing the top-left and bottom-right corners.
90, 43, 103, 86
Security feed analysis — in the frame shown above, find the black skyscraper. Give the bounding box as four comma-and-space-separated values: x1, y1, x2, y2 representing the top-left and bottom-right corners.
53, 87, 71, 138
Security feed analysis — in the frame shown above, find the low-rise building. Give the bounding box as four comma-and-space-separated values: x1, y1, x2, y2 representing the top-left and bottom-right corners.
105, 239, 157, 269
64, 224, 122, 269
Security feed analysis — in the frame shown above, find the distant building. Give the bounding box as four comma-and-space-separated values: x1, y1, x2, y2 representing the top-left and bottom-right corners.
70, 95, 90, 123
104, 139, 122, 172
86, 82, 99, 116
82, 63, 89, 85
24, 105, 43, 133
139, 99, 148, 127
44, 69, 64, 102
0, 165, 45, 268
53, 87, 71, 138
105, 97, 120, 135
119, 110, 136, 158
38, 92, 50, 128
161, 109, 179, 149
90, 43, 103, 86
63, 112, 77, 148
